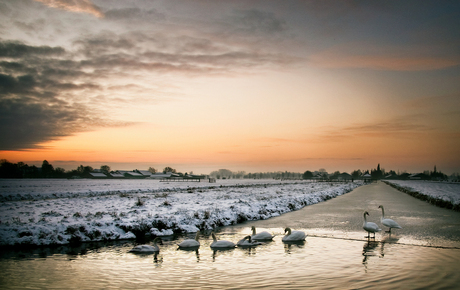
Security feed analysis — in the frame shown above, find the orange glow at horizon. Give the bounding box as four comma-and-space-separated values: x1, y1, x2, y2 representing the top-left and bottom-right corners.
1, 1, 459, 175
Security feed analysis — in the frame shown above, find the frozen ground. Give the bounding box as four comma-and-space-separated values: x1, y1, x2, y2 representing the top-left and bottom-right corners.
385, 180, 460, 209
0, 179, 361, 246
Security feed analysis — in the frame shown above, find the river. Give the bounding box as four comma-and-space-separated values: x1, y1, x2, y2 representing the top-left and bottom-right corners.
1, 182, 459, 289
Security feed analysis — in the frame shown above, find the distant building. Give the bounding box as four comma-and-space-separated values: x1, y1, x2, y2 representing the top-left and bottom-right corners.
363, 173, 372, 182
115, 170, 146, 179
409, 173, 428, 180
338, 172, 352, 181
383, 173, 398, 180
136, 170, 153, 177
150, 172, 173, 179
88, 172, 108, 179
109, 172, 125, 179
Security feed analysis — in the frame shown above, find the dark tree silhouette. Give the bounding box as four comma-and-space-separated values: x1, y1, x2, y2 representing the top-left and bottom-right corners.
41, 160, 54, 178
302, 170, 313, 179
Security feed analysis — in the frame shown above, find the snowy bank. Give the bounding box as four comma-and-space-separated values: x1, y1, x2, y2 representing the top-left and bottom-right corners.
384, 180, 460, 211
0, 179, 362, 246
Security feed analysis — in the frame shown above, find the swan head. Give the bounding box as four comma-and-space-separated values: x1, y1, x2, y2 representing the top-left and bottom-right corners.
245, 235, 252, 242
251, 226, 256, 234
284, 227, 292, 234
364, 211, 370, 217
378, 205, 383, 209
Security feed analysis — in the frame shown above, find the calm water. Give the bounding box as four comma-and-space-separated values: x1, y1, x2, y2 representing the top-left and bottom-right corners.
2, 182, 460, 289
1, 228, 459, 289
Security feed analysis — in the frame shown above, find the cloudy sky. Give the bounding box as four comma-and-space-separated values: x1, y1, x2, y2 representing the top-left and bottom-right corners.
1, 0, 459, 174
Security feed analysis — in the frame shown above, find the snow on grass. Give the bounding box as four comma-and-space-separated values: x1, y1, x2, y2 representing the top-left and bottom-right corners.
385, 180, 460, 210
0, 179, 362, 246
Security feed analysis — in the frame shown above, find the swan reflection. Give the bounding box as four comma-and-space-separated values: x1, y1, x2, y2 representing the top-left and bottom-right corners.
362, 236, 401, 272
153, 252, 163, 265
283, 240, 306, 254
240, 246, 257, 256
212, 248, 235, 262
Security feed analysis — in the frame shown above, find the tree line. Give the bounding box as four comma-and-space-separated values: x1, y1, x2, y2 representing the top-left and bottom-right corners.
0, 159, 99, 178
302, 164, 450, 181
0, 159, 184, 179
0, 159, 453, 181
208, 169, 303, 180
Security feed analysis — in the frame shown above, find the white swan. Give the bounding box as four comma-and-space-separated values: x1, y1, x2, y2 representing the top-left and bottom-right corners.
210, 232, 236, 249
178, 231, 200, 249
129, 237, 162, 253
378, 205, 402, 234
363, 211, 381, 239
282, 227, 306, 242
237, 235, 263, 247
251, 226, 274, 241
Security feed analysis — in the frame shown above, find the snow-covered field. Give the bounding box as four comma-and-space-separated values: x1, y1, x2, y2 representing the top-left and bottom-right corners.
0, 179, 362, 246
385, 180, 460, 209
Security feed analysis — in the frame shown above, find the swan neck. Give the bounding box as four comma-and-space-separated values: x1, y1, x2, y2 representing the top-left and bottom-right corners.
212, 233, 217, 242
195, 232, 200, 241
380, 207, 385, 219
252, 227, 256, 235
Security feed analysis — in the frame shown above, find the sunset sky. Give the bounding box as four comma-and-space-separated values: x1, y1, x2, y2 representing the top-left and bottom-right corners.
1, 0, 459, 175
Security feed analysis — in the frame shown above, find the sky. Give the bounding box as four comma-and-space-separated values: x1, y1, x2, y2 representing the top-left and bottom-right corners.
0, 0, 459, 175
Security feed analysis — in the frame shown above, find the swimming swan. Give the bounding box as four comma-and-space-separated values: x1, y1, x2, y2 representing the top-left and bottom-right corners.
129, 237, 162, 253
210, 232, 236, 249
282, 227, 306, 242
378, 205, 402, 234
237, 235, 263, 247
363, 211, 381, 239
251, 226, 274, 241
178, 231, 200, 249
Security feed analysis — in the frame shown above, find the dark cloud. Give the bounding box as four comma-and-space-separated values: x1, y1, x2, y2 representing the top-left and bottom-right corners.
0, 40, 105, 150
0, 41, 65, 58
0, 26, 299, 150
74, 32, 299, 75
0, 96, 93, 150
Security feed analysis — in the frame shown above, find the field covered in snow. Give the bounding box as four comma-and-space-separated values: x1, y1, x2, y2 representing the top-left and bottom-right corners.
0, 179, 362, 246
385, 180, 460, 210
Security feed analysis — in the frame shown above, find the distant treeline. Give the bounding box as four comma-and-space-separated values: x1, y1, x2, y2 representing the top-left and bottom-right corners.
209, 164, 451, 181
0, 159, 452, 180
0, 159, 95, 178
209, 169, 303, 180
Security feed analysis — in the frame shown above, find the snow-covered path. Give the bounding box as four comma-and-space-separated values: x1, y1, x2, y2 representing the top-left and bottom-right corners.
0, 179, 362, 246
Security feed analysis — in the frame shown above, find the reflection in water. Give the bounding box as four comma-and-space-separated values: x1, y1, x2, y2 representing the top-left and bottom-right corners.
1, 230, 460, 289
362, 240, 381, 271
212, 248, 235, 262
362, 236, 400, 271
240, 247, 257, 256
283, 241, 305, 254
153, 252, 163, 265
177, 247, 200, 263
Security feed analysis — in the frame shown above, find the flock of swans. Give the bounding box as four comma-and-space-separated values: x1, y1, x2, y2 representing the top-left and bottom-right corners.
129, 205, 401, 253
129, 226, 302, 253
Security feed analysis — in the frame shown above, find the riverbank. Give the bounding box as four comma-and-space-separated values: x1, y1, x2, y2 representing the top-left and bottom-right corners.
383, 180, 460, 211
0, 179, 362, 246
